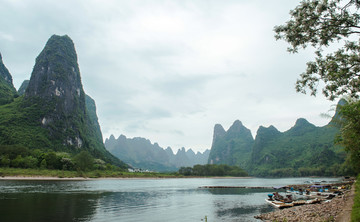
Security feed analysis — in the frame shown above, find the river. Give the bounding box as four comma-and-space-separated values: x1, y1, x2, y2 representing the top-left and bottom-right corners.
0, 177, 341, 222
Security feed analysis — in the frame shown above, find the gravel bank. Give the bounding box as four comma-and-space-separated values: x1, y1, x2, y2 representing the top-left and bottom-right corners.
255, 186, 354, 222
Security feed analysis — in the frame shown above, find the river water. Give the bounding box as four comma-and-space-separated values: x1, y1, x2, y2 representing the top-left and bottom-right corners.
0, 177, 341, 222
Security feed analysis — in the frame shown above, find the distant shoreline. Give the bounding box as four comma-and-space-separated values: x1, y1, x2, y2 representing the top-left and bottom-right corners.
0, 176, 91, 181
0, 175, 254, 181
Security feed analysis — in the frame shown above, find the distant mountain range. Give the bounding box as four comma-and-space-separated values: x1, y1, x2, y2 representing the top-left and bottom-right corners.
0, 34, 348, 177
104, 108, 345, 176
105, 135, 210, 172
208, 102, 347, 177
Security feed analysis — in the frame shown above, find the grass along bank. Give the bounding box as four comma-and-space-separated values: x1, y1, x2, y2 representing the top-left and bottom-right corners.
0, 167, 178, 179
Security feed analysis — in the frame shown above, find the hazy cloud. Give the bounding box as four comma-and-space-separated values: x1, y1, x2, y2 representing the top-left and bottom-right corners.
0, 0, 335, 152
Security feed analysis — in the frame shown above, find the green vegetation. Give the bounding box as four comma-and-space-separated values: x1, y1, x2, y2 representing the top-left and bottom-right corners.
274, 0, 360, 101
352, 174, 360, 221
208, 121, 253, 169
0, 96, 52, 148
249, 118, 348, 177
0, 35, 127, 169
274, 0, 360, 178
0, 77, 17, 105
178, 164, 248, 177
0, 145, 121, 172
0, 53, 17, 105
0, 167, 180, 178
208, 116, 346, 177
337, 99, 360, 175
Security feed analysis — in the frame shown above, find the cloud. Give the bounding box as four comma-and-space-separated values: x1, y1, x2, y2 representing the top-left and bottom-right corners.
0, 0, 335, 152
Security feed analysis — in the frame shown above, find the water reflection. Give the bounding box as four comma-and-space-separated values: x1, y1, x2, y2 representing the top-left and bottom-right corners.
0, 177, 341, 222
205, 187, 276, 195
0, 192, 103, 222
206, 188, 274, 221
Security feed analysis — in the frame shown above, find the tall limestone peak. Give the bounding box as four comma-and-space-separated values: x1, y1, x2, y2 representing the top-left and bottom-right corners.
85, 94, 103, 142
18, 79, 104, 147
25, 35, 86, 147
294, 118, 312, 127
329, 99, 347, 125
18, 80, 30, 96
165, 147, 174, 156
26, 35, 85, 115
255, 125, 281, 140
208, 120, 254, 168
0, 52, 16, 87
287, 118, 316, 136
227, 120, 253, 141
0, 35, 126, 168
106, 134, 116, 143
212, 124, 226, 144
0, 52, 17, 104
228, 120, 243, 131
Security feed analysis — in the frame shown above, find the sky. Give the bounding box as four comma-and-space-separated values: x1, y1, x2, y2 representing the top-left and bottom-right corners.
0, 0, 337, 153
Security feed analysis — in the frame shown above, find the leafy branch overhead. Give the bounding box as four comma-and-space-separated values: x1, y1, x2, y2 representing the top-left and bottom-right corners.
274, 0, 360, 100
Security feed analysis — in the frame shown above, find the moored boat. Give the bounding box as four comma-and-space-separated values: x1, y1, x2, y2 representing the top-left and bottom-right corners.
265, 199, 294, 209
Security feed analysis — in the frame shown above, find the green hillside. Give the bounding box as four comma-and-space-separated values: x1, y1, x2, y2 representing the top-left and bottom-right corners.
0, 53, 17, 105
208, 103, 348, 177
249, 118, 345, 177
0, 35, 126, 169
208, 120, 254, 169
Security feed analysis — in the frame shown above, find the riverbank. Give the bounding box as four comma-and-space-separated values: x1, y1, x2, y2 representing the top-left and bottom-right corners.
255, 183, 355, 221
0, 176, 91, 180
0, 167, 254, 180
0, 167, 178, 179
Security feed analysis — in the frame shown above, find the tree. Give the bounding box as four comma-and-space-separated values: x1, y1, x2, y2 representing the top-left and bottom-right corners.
74, 151, 94, 171
338, 99, 360, 173
43, 152, 61, 169
275, 0, 360, 101
276, 0, 360, 174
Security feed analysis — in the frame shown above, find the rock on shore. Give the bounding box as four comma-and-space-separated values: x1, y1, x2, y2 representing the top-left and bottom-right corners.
255, 188, 353, 222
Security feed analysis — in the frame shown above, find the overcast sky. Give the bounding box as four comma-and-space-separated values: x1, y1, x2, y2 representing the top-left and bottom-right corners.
0, 0, 337, 153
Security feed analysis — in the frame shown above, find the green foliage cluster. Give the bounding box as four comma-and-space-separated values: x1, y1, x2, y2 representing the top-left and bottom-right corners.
178, 164, 248, 177
0, 145, 119, 172
275, 0, 360, 101
352, 174, 360, 221
0, 54, 17, 105
0, 77, 17, 105
337, 99, 360, 175
0, 96, 52, 148
249, 119, 348, 177
276, 0, 360, 175
252, 164, 347, 178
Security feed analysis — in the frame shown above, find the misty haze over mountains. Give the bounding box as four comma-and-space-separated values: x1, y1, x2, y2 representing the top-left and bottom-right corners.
105, 134, 210, 172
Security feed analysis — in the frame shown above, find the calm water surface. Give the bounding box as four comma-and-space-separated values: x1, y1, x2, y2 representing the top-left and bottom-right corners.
0, 177, 341, 222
